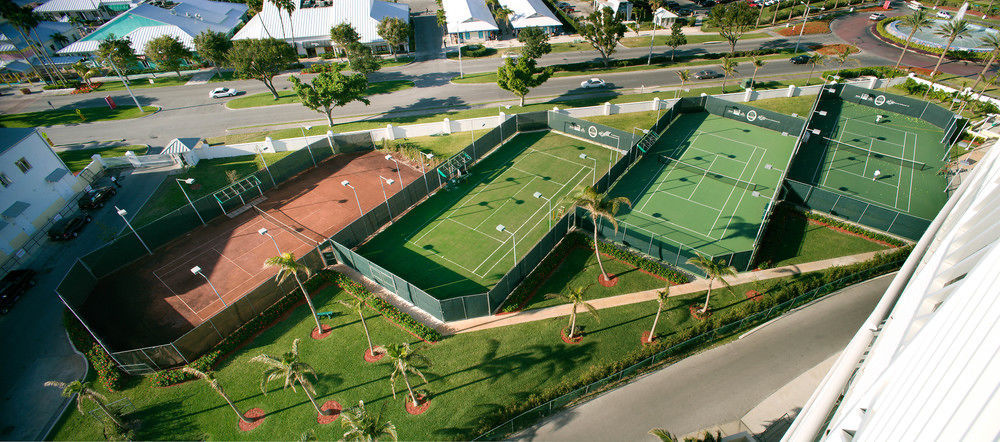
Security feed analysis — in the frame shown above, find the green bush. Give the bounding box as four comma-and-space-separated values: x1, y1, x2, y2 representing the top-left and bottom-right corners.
874, 17, 989, 61
781, 204, 908, 246
300, 62, 344, 74
63, 312, 126, 391
458, 44, 495, 58
823, 66, 907, 80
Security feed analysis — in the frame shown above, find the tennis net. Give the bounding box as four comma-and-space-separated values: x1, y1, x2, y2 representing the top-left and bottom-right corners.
658, 155, 763, 192
252, 205, 322, 245
822, 136, 931, 171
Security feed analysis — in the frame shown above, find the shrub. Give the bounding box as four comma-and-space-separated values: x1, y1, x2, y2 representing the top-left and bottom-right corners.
823, 66, 907, 79
334, 274, 442, 342
780, 204, 908, 246
459, 44, 494, 57
63, 311, 126, 391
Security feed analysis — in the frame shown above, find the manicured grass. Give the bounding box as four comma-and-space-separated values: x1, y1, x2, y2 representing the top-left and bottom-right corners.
748, 94, 817, 117
383, 133, 472, 158
754, 206, 890, 268
226, 80, 415, 109
208, 71, 238, 83
620, 32, 771, 48
0, 105, 157, 128
582, 110, 662, 132
95, 75, 192, 91
381, 56, 414, 68
57, 145, 148, 172
549, 41, 597, 53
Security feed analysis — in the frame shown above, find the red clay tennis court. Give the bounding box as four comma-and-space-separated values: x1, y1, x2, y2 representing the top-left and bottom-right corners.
81, 150, 421, 350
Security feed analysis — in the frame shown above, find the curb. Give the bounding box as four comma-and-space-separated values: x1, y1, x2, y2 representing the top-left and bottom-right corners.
39, 329, 91, 441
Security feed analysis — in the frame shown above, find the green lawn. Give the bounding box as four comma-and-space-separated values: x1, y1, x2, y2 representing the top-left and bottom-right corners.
383, 133, 473, 159
95, 75, 193, 91
0, 105, 157, 128
57, 145, 148, 172
549, 41, 597, 53
754, 206, 891, 268
748, 94, 817, 117
620, 32, 771, 48
582, 110, 662, 132
208, 71, 238, 83
226, 80, 415, 109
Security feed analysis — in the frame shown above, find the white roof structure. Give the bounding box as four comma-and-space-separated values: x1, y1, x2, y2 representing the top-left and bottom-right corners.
653, 7, 678, 20
498, 0, 560, 29
232, 0, 409, 45
442, 0, 498, 34
34, 0, 130, 14
784, 140, 1000, 441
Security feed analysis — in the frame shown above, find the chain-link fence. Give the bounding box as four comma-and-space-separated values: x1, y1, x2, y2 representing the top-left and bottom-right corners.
784, 179, 931, 240
837, 83, 962, 144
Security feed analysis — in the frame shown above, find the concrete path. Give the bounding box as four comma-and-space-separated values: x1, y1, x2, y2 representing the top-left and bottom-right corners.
185, 71, 217, 86
443, 249, 891, 335
513, 273, 895, 441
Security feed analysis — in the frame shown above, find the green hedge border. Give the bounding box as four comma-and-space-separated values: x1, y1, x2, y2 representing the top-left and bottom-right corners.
333, 274, 443, 342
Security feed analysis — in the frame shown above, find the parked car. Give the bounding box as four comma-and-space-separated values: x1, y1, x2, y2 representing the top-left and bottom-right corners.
209, 87, 239, 98
694, 69, 723, 79
0, 269, 36, 314
48, 214, 91, 241
581, 78, 607, 88
790, 54, 811, 64
936, 10, 952, 18
869, 12, 886, 20
77, 185, 116, 210
501, 52, 521, 59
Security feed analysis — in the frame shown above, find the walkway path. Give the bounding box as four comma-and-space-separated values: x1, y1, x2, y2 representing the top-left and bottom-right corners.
185, 71, 216, 86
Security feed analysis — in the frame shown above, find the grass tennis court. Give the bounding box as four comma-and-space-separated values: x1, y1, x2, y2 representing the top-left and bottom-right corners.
358, 131, 611, 299
607, 111, 797, 263
791, 99, 949, 219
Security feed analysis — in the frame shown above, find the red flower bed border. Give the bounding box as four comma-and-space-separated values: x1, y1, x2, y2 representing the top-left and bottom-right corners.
238, 408, 266, 431
689, 304, 712, 320
317, 400, 342, 424
405, 394, 431, 415
560, 326, 584, 344
806, 218, 898, 247
777, 21, 830, 37
311, 324, 334, 340
363, 347, 386, 362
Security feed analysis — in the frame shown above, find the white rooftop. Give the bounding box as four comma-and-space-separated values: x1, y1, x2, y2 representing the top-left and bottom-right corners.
499, 0, 560, 29
34, 0, 130, 13
232, 0, 409, 45
442, 0, 499, 34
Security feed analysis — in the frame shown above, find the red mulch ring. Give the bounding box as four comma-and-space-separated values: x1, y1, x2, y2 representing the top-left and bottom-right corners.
405, 394, 431, 415
813, 43, 860, 55
364, 347, 386, 363
238, 408, 265, 431
311, 324, 333, 340
776, 21, 830, 36
641, 331, 656, 345
689, 305, 712, 320
560, 326, 584, 344
746, 290, 763, 301
598, 273, 619, 287
316, 400, 342, 424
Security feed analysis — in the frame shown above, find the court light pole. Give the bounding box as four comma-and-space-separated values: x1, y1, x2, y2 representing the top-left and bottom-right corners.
341, 180, 363, 215
421, 153, 434, 193
533, 192, 552, 230
258, 227, 281, 253
191, 266, 227, 307
384, 154, 403, 188
175, 178, 205, 225
496, 224, 517, 263
115, 206, 151, 255
794, 2, 822, 53
256, 145, 277, 187
378, 175, 395, 220
579, 153, 598, 186
299, 125, 316, 165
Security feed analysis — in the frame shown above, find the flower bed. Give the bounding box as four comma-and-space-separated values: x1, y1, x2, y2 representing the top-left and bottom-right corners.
813, 44, 860, 55
874, 17, 990, 61
777, 20, 831, 37
64, 312, 125, 391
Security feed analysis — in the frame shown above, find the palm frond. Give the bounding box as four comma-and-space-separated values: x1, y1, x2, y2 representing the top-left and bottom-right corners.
250, 353, 283, 368
649, 428, 677, 442
581, 301, 601, 322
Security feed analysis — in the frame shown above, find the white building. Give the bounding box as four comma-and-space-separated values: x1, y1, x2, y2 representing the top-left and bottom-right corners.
498, 0, 561, 35
0, 20, 81, 64
33, 0, 135, 22
652, 7, 678, 27
442, 0, 498, 43
594, 0, 632, 20
0, 129, 76, 262
232, 0, 409, 57
784, 140, 1000, 441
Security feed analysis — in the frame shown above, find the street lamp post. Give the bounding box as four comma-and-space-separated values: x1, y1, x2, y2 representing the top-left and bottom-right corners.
579, 153, 598, 185
496, 224, 517, 263
258, 227, 281, 253
794, 2, 822, 53
533, 191, 552, 230
191, 266, 227, 307
300, 125, 316, 165
115, 206, 151, 255
378, 176, 395, 220
176, 178, 205, 225
384, 154, 402, 188
341, 180, 363, 215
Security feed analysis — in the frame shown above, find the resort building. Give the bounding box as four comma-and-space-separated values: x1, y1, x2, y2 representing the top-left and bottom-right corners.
442, 0, 498, 43
498, 0, 561, 36
652, 7, 678, 27
594, 0, 632, 20
33, 0, 135, 22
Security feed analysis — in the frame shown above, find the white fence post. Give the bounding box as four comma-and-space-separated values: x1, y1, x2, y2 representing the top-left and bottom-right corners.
868, 76, 878, 89
442, 118, 452, 134
744, 87, 753, 102
788, 84, 797, 97
90, 153, 106, 167
603, 102, 613, 115
652, 97, 660, 111
386, 124, 396, 141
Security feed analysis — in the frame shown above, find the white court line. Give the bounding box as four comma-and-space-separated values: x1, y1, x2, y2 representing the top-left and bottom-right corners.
473, 176, 538, 230
709, 148, 756, 239
907, 132, 916, 212
825, 167, 899, 189
527, 147, 591, 168
895, 132, 905, 208
842, 115, 909, 136
692, 131, 767, 150
840, 128, 905, 148
685, 156, 720, 200
510, 166, 568, 187
717, 148, 766, 241
861, 138, 875, 178
632, 207, 720, 241
211, 246, 254, 277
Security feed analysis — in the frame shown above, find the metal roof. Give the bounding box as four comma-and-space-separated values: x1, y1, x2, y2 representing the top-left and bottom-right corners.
442, 0, 499, 34
33, 0, 131, 13
233, 0, 409, 44
499, 0, 560, 29
163, 137, 200, 154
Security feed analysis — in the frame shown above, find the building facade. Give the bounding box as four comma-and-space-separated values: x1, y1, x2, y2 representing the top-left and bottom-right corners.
442, 0, 499, 43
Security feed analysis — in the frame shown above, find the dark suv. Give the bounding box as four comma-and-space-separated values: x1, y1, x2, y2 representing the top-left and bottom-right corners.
0, 269, 36, 314
78, 186, 117, 210
790, 54, 811, 64
48, 214, 91, 241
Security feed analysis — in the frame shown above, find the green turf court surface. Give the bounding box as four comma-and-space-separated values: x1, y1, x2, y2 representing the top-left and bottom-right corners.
358, 131, 612, 299
790, 99, 949, 220
607, 111, 797, 263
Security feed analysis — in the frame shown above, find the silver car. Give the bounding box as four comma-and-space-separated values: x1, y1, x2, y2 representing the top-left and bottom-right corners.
209, 87, 239, 98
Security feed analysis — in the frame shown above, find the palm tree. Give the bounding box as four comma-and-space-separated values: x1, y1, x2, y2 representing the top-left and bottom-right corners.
806, 53, 827, 85
832, 48, 859, 70
545, 286, 600, 339
649, 428, 678, 441
246, 0, 272, 37
51, 32, 69, 48
647, 287, 669, 342
675, 69, 690, 98
264, 253, 324, 336
893, 9, 932, 69
382, 343, 430, 408
71, 61, 99, 87
748, 56, 765, 88
339, 294, 378, 356
273, 0, 297, 57
968, 33, 1000, 98
573, 186, 631, 283
44, 380, 124, 428
930, 20, 971, 78
686, 253, 737, 314
720, 56, 738, 93
252, 338, 332, 415
341, 400, 398, 441
182, 367, 256, 424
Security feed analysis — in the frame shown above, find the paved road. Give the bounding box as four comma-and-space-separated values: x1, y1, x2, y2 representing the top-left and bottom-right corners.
515, 273, 895, 441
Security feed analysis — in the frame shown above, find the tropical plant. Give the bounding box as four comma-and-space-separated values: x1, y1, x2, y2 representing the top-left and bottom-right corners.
182, 367, 256, 423
675, 69, 690, 98
273, 0, 297, 56
517, 26, 551, 59
968, 33, 1000, 97
71, 60, 99, 87
96, 34, 138, 80
831, 47, 859, 69
0, 1, 58, 82
749, 55, 764, 87
144, 35, 192, 77
545, 285, 600, 339
381, 343, 430, 407
665, 20, 687, 61
44, 380, 124, 427
330, 23, 361, 54
346, 43, 381, 77
648, 286, 669, 340
436, 9, 447, 29
708, 1, 756, 54
573, 186, 631, 282
377, 17, 410, 60
339, 294, 378, 355
686, 253, 737, 314
245, 0, 271, 37
649, 428, 678, 442
341, 400, 398, 441
51, 32, 69, 47
496, 56, 553, 105
893, 9, 932, 69
252, 338, 332, 415
193, 30, 232, 75
930, 19, 971, 78
720, 56, 738, 93
264, 252, 325, 334
578, 7, 627, 67
228, 38, 297, 99
806, 53, 827, 85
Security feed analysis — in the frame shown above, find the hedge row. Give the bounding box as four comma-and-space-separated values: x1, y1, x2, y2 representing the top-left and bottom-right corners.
590, 235, 691, 285
822, 65, 907, 79
896, 78, 999, 115
473, 246, 911, 438
333, 274, 442, 342
63, 312, 126, 391
875, 17, 990, 61
550, 47, 796, 75
793, 205, 909, 246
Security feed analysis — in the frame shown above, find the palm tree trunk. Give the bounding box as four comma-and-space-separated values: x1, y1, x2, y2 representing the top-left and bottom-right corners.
895, 32, 918, 69
219, 390, 254, 423
930, 40, 956, 79
403, 373, 419, 407
592, 223, 609, 280
700, 279, 714, 313
569, 304, 578, 338
301, 380, 329, 415
520, 95, 525, 106
968, 54, 997, 97
808, 62, 817, 85
649, 303, 662, 338
721, 74, 727, 93
293, 273, 324, 333
358, 309, 374, 352
31, 29, 69, 83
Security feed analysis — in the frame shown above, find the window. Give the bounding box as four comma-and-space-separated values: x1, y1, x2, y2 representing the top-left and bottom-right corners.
0, 173, 10, 188
14, 158, 31, 173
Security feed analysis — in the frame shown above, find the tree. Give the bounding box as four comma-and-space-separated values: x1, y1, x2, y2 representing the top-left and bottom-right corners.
44, 380, 124, 428
487, 0, 513, 31
675, 69, 690, 98
546, 286, 600, 339
831, 47, 859, 69
969, 33, 1000, 98
382, 343, 430, 407
1, 1, 58, 83
51, 32, 69, 48
330, 23, 361, 54
806, 53, 826, 85
708, 1, 756, 55
273, 0, 297, 57
96, 34, 138, 81
930, 20, 971, 78
182, 367, 256, 423
252, 338, 332, 415
647, 287, 669, 341
346, 43, 382, 77
748, 55, 764, 87
573, 186, 631, 282
228, 38, 297, 99
649, 428, 678, 442
245, 0, 271, 37
264, 252, 326, 334
436, 10, 447, 29
496, 56, 553, 106
893, 9, 932, 70
686, 253, 736, 314
145, 35, 191, 77
578, 8, 627, 67
71, 61, 99, 87
339, 294, 378, 356
720, 56, 738, 93
377, 17, 410, 60
289, 70, 370, 126
665, 21, 687, 61
341, 400, 398, 441
517, 26, 551, 59
194, 30, 232, 75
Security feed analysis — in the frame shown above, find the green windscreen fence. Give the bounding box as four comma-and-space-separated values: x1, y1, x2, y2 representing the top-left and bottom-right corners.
702, 95, 807, 136
837, 83, 963, 143
784, 179, 931, 240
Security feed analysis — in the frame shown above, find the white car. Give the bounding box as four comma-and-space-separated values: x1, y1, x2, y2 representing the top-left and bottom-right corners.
936, 10, 952, 18
580, 78, 606, 88
869, 12, 885, 20
209, 87, 239, 98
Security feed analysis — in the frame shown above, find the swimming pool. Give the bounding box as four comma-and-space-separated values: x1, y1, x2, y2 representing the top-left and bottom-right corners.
78, 13, 165, 42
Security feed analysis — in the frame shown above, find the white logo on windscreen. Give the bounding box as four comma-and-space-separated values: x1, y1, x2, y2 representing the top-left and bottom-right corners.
746, 110, 758, 122
588, 126, 598, 138
874, 95, 886, 106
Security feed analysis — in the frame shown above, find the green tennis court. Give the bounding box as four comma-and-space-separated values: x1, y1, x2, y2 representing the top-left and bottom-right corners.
791, 99, 949, 219
607, 111, 797, 266
358, 131, 611, 299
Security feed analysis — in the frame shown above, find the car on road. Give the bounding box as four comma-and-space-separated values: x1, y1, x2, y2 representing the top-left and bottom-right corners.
0, 269, 36, 314
48, 214, 91, 241
209, 87, 239, 98
77, 185, 116, 210
580, 78, 607, 88
501, 52, 521, 60
694, 69, 723, 79
868, 12, 885, 20
936, 10, 952, 18
790, 54, 811, 64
